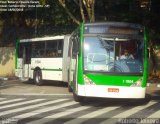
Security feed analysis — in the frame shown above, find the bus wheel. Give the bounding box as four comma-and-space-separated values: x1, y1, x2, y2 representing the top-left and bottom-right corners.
68, 70, 72, 92
73, 92, 84, 102
34, 70, 43, 86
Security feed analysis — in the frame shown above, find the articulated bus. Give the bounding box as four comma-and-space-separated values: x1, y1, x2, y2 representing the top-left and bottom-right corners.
68, 22, 148, 102
15, 35, 70, 85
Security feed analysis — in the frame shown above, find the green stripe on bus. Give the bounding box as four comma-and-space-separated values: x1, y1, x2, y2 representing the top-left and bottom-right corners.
78, 22, 84, 85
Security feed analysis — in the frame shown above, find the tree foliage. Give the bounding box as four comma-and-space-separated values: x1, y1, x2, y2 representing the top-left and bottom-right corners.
0, 0, 160, 40
58, 0, 95, 25
0, 0, 160, 76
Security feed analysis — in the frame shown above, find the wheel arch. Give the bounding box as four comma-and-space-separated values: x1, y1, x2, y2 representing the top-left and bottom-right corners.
34, 67, 41, 72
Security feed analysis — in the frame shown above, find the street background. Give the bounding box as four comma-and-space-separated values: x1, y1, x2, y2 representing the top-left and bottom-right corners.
0, 78, 160, 98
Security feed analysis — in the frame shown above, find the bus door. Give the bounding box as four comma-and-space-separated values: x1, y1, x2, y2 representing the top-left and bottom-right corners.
22, 43, 32, 79
62, 35, 70, 82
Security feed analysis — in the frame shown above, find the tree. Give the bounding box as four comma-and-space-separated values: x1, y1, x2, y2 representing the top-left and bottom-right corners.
58, 0, 95, 25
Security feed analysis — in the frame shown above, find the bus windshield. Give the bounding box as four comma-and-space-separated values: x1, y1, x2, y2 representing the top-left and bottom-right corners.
83, 36, 143, 74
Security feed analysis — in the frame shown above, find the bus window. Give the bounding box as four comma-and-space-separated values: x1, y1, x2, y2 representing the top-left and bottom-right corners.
83, 37, 143, 73
71, 31, 80, 59
57, 40, 63, 57
25, 43, 32, 64
32, 42, 45, 58
45, 40, 63, 58
18, 42, 31, 64
18, 43, 24, 58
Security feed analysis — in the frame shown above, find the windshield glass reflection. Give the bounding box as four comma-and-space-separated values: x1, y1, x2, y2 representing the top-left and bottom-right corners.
83, 36, 143, 73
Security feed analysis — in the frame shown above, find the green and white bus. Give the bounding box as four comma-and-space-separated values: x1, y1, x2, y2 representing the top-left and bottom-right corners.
68, 22, 148, 102
15, 35, 70, 85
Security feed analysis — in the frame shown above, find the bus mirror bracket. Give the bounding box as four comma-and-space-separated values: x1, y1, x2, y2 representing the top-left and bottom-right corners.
147, 48, 149, 58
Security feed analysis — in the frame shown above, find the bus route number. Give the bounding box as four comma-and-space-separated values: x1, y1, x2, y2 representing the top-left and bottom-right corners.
123, 80, 134, 84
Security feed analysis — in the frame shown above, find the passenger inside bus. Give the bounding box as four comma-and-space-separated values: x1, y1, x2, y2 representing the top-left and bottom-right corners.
120, 49, 134, 60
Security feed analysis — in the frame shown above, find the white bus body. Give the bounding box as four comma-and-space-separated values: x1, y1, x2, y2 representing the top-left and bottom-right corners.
15, 35, 70, 85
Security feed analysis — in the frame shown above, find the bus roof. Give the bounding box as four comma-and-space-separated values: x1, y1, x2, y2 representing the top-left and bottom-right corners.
19, 35, 65, 43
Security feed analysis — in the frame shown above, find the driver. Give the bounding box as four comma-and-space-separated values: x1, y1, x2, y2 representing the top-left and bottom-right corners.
120, 49, 134, 59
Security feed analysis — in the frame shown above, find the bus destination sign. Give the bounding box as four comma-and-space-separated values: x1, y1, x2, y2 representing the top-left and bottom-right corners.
84, 25, 142, 35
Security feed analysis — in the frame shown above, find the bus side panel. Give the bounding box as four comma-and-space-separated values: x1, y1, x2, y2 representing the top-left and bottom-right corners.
15, 58, 23, 78
31, 58, 63, 81
24, 64, 31, 78
62, 36, 70, 83
30, 69, 34, 79
15, 58, 31, 79
42, 70, 62, 81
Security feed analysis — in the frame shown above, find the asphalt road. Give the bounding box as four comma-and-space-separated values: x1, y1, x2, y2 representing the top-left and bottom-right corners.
0, 94, 160, 124
0, 80, 69, 95
0, 79, 160, 124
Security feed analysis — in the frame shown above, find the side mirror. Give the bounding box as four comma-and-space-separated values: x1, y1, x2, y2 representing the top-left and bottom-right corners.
75, 41, 80, 55
147, 48, 149, 58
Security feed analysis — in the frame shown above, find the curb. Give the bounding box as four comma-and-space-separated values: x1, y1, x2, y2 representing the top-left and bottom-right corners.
0, 77, 8, 80
150, 94, 160, 100
0, 77, 18, 81
147, 83, 160, 88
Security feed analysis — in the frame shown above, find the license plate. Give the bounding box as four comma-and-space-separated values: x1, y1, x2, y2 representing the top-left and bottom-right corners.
108, 88, 119, 93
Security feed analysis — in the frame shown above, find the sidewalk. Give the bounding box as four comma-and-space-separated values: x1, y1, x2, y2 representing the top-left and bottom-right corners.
146, 78, 160, 99
0, 78, 69, 95
0, 76, 18, 81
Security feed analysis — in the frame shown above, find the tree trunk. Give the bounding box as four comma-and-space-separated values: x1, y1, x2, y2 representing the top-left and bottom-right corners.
58, 0, 80, 25
58, 0, 95, 24
79, 0, 85, 22
83, 0, 95, 22
91, 0, 95, 22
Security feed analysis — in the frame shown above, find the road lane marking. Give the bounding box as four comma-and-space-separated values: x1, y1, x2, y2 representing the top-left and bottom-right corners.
0, 99, 24, 105
0, 99, 45, 109
27, 104, 95, 124
0, 98, 6, 101
100, 101, 157, 124
13, 101, 78, 119
0, 99, 68, 116
147, 109, 160, 118
113, 101, 156, 118
64, 106, 119, 124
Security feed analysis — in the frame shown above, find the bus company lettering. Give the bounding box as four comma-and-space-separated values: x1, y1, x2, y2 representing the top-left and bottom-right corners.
35, 60, 41, 64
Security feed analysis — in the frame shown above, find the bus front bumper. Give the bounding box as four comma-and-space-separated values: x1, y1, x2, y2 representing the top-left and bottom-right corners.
77, 84, 146, 99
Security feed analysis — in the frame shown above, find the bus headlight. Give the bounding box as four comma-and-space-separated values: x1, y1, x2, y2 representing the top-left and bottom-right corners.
83, 75, 95, 85
131, 78, 142, 87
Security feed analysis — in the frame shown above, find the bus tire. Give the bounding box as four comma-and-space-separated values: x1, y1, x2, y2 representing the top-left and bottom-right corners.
34, 70, 43, 86
73, 92, 84, 102
68, 70, 73, 92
